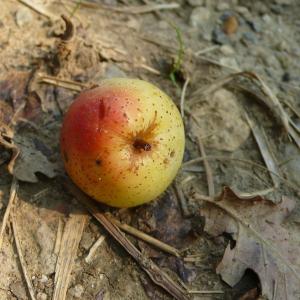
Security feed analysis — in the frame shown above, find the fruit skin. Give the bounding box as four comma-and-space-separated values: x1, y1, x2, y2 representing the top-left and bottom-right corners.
60, 78, 185, 208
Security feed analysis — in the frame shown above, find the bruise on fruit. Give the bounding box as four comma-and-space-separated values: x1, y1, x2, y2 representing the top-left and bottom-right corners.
133, 138, 151, 152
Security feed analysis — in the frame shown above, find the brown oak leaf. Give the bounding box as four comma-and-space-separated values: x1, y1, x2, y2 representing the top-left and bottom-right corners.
196, 187, 300, 300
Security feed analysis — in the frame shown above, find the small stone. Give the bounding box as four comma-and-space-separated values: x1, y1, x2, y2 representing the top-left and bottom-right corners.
69, 284, 84, 298
212, 28, 229, 45
189, 7, 210, 28
270, 4, 284, 14
10, 281, 27, 299
220, 44, 235, 55
15, 7, 33, 27
37, 292, 48, 300
262, 14, 272, 24
40, 275, 48, 283
216, 2, 230, 11
242, 31, 257, 44
235, 6, 251, 18
247, 20, 262, 32
105, 64, 126, 78
274, 0, 292, 5
219, 57, 240, 70
187, 0, 204, 7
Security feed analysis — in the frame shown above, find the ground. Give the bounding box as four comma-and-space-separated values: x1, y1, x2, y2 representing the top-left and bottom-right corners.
0, 0, 299, 300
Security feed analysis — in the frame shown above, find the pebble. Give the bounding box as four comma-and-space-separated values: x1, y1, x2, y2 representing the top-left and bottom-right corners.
247, 20, 262, 32
187, 0, 204, 7
242, 31, 257, 44
15, 7, 33, 27
105, 64, 126, 78
262, 14, 272, 24
216, 2, 230, 11
40, 275, 48, 283
212, 28, 230, 45
274, 0, 293, 5
37, 292, 48, 300
69, 284, 84, 298
189, 7, 211, 28
220, 44, 235, 55
219, 57, 240, 70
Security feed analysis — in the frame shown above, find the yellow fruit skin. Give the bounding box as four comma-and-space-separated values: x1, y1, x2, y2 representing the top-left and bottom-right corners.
61, 78, 185, 207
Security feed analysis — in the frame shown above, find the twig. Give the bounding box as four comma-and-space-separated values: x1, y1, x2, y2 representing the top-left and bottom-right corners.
17, 0, 57, 20
180, 77, 190, 118
76, 1, 180, 14
173, 183, 190, 218
39, 74, 88, 92
183, 155, 300, 193
66, 180, 190, 300
54, 218, 63, 255
188, 289, 224, 294
196, 136, 215, 197
11, 202, 36, 300
53, 212, 87, 300
138, 63, 161, 75
85, 235, 106, 263
245, 112, 281, 188
195, 45, 220, 56
0, 177, 18, 251
108, 216, 181, 257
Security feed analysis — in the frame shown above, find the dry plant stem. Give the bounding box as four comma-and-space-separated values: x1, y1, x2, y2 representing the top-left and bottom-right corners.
11, 203, 36, 300
194, 193, 300, 281
0, 177, 18, 251
108, 216, 181, 257
39, 75, 87, 92
85, 235, 106, 263
173, 183, 190, 217
77, 1, 180, 14
53, 213, 87, 300
188, 289, 224, 294
195, 45, 220, 56
245, 113, 281, 188
138, 63, 161, 75
17, 0, 57, 20
197, 136, 215, 197
54, 218, 63, 255
183, 155, 300, 193
66, 180, 190, 300
283, 99, 300, 119
180, 77, 190, 118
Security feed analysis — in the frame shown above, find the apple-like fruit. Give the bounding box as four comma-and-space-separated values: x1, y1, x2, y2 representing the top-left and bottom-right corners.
60, 78, 185, 207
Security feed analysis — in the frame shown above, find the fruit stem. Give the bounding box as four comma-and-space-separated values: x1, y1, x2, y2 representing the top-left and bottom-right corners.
133, 138, 151, 152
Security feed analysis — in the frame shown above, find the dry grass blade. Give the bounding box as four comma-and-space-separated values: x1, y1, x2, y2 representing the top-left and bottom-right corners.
197, 136, 215, 197
173, 183, 190, 217
39, 75, 87, 92
0, 177, 18, 251
188, 289, 224, 294
180, 77, 190, 118
66, 180, 190, 300
17, 0, 57, 20
245, 113, 281, 189
53, 212, 87, 300
85, 235, 106, 263
11, 199, 36, 300
108, 216, 181, 257
77, 1, 180, 14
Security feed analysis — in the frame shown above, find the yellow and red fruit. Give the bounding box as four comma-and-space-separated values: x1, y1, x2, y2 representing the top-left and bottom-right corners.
60, 78, 185, 207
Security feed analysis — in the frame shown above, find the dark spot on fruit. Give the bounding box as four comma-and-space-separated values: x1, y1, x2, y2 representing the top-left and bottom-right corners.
133, 138, 151, 152
98, 99, 106, 120
170, 150, 175, 157
95, 159, 102, 166
63, 151, 69, 163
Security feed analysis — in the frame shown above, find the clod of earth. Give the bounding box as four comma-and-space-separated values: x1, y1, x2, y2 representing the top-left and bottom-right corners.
61, 78, 185, 207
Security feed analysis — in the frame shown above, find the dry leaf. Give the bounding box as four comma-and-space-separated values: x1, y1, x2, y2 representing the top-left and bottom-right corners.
13, 135, 57, 182
198, 187, 300, 300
